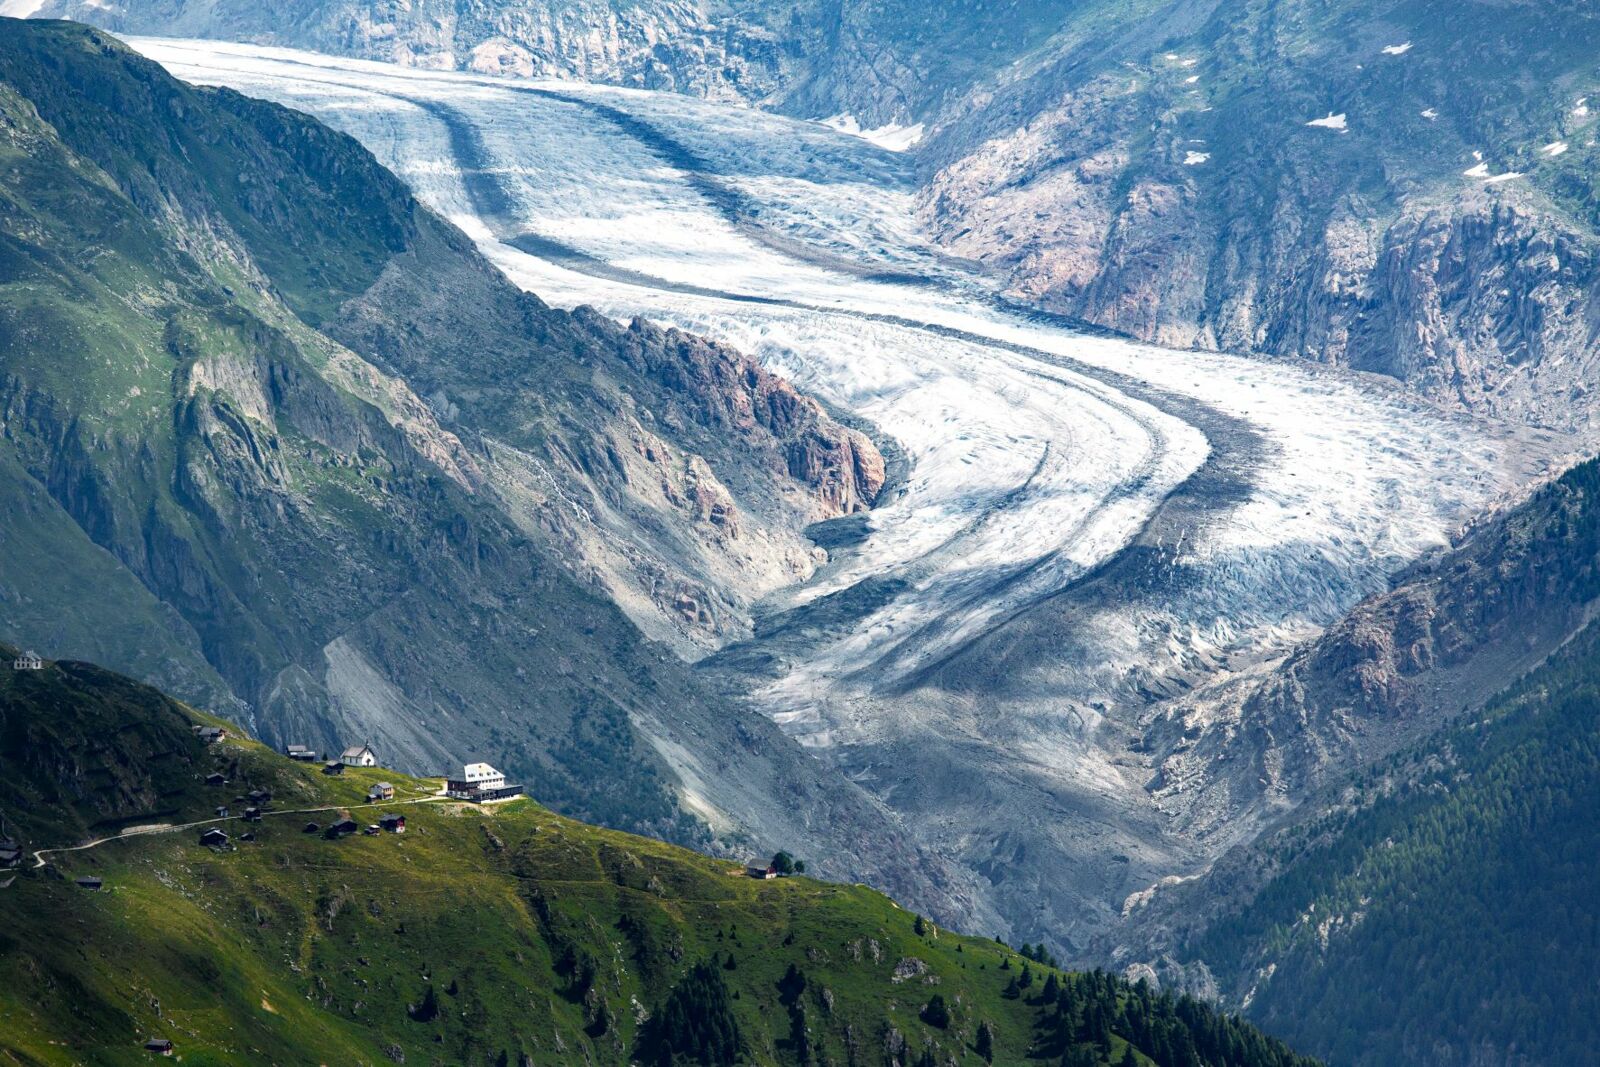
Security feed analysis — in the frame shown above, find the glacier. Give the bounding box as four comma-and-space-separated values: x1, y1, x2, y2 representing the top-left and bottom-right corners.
132, 36, 1566, 949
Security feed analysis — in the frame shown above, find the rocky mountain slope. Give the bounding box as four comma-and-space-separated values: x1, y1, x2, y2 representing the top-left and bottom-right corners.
0, 20, 946, 921
1127, 456, 1600, 848
1110, 595, 1600, 1066
1094, 459, 1600, 1063
25, 0, 789, 100
0, 650, 1321, 1067
23, 0, 1098, 131
917, 0, 1600, 440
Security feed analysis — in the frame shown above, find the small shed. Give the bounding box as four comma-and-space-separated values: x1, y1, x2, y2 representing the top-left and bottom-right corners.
194, 726, 227, 744
214, 806, 229, 818
199, 828, 229, 848
303, 821, 321, 834
243, 807, 263, 823
285, 745, 318, 762
144, 1037, 174, 1055
746, 864, 777, 880
327, 818, 359, 838
248, 789, 272, 805
368, 782, 395, 802
75, 876, 103, 890
0, 841, 22, 868
205, 773, 226, 787
379, 813, 406, 834
322, 760, 345, 776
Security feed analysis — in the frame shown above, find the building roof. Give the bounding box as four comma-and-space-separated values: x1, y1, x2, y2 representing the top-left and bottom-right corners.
462, 762, 502, 781
340, 743, 376, 760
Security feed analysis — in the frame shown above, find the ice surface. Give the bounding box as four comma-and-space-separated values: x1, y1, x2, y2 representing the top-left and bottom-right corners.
130, 36, 1546, 768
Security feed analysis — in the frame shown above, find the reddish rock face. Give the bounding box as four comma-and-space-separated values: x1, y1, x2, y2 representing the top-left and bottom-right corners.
617, 318, 887, 518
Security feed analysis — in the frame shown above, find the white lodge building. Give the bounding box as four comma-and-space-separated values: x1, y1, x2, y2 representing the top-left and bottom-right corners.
445, 762, 522, 803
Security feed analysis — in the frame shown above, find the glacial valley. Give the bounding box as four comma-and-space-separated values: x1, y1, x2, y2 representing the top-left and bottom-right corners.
105, 36, 1574, 954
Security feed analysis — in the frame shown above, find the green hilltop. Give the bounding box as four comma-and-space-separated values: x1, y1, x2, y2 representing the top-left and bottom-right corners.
0, 648, 1317, 1067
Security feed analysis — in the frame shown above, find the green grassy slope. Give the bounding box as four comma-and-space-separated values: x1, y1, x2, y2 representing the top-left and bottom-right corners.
1175, 609, 1600, 1066
0, 657, 1318, 1067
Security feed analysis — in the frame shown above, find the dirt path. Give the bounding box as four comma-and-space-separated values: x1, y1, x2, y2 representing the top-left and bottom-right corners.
31, 793, 448, 870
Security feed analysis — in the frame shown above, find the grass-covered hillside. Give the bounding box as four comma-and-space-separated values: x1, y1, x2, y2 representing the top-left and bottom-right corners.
0, 653, 1318, 1067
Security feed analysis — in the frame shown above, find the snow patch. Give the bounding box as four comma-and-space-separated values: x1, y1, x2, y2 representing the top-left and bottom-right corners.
821, 114, 925, 152
1420, 108, 1439, 120
1306, 112, 1348, 131
1381, 42, 1413, 55
1464, 159, 1522, 183
1543, 141, 1569, 156
1183, 151, 1210, 165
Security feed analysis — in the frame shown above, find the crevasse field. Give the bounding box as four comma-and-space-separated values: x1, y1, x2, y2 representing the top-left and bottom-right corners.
134, 37, 1562, 942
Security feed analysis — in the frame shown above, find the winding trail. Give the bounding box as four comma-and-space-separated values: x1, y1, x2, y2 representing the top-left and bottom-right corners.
32, 794, 448, 870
